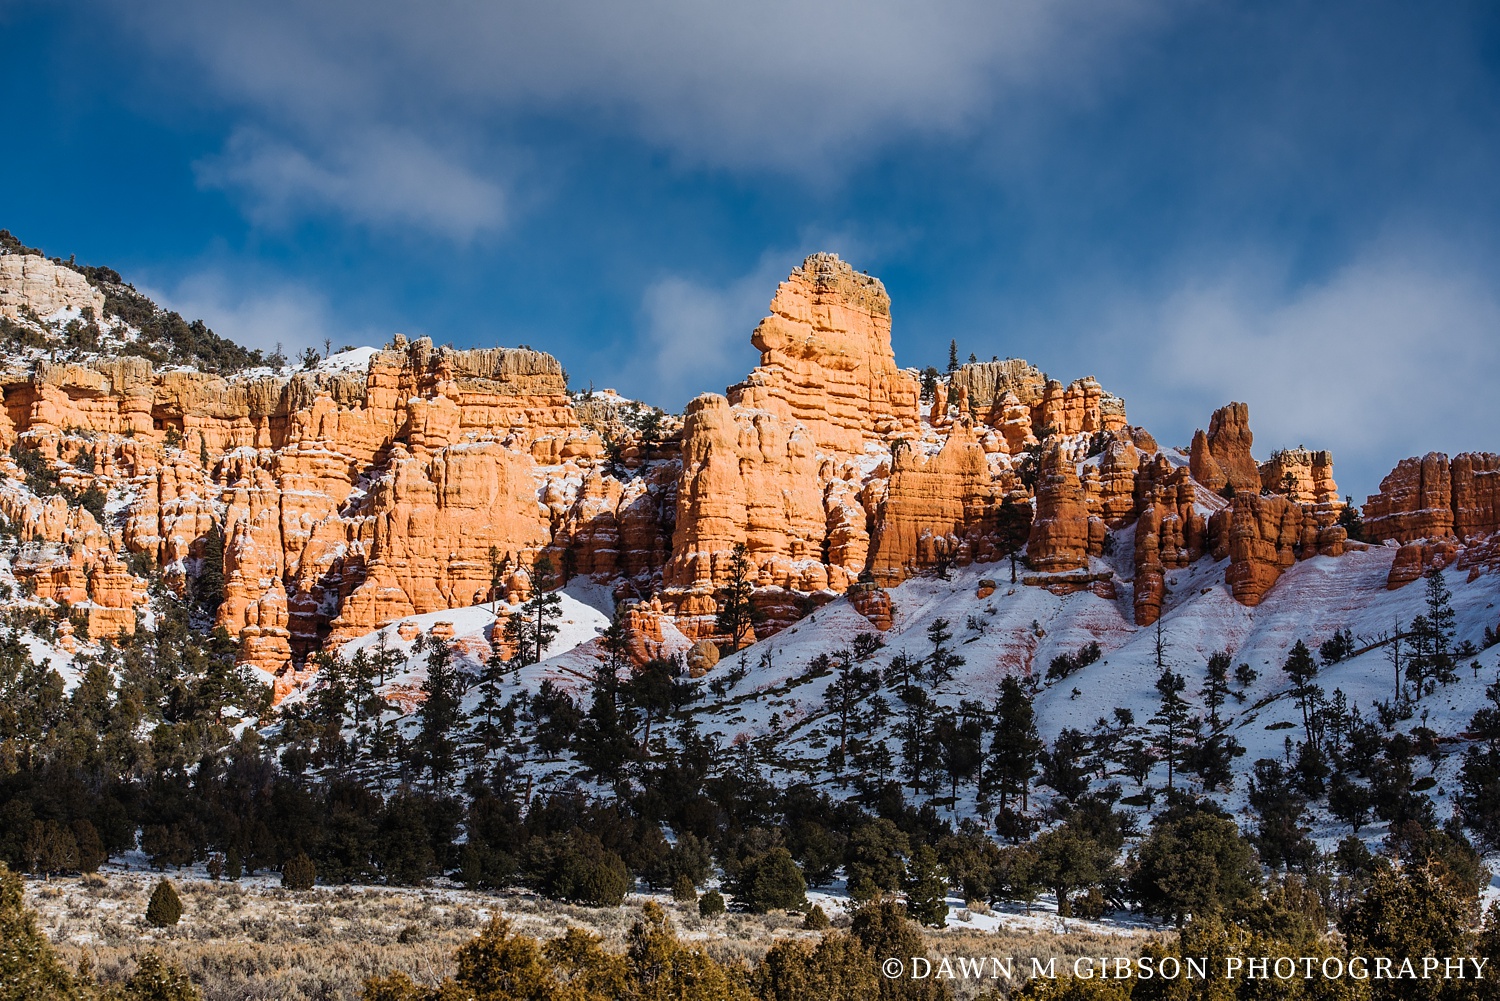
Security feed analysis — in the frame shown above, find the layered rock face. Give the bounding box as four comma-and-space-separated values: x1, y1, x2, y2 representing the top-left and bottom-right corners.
0, 254, 105, 321
1131, 457, 1212, 626
1026, 443, 1102, 572
1188, 402, 1260, 495
726, 254, 921, 453
949, 361, 1126, 444
1259, 448, 1340, 510
867, 420, 1016, 583
0, 249, 1389, 691
1363, 451, 1500, 545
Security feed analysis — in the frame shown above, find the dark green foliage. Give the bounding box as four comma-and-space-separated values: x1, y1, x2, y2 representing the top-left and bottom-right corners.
849, 900, 951, 1001
1319, 628, 1356, 666
115, 953, 204, 1001
503, 557, 563, 666
802, 903, 830, 929
146, 877, 183, 926
1032, 822, 1115, 918
715, 542, 762, 649
415, 638, 463, 786
1045, 641, 1101, 682
193, 523, 226, 619
281, 851, 316, 890
732, 846, 806, 913
845, 819, 909, 900
671, 873, 697, 902
0, 861, 84, 1000
1247, 757, 1313, 871
903, 844, 949, 927
699, 887, 726, 917
1337, 496, 1365, 541
1128, 804, 1259, 925
988, 675, 1042, 812
1039, 727, 1090, 802
532, 831, 629, 906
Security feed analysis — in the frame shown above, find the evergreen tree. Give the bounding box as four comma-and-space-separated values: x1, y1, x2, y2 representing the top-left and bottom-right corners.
1283, 640, 1322, 745
1202, 650, 1231, 730
1148, 670, 1192, 792
989, 676, 1043, 811
575, 657, 635, 781
822, 650, 879, 773
1128, 805, 1259, 926
194, 522, 225, 619
281, 851, 316, 890
146, 877, 183, 927
997, 496, 1032, 583
1407, 568, 1458, 696
503, 557, 563, 666
487, 545, 506, 614
0, 862, 84, 999
934, 710, 983, 802
903, 845, 949, 927
733, 847, 807, 913
845, 819, 910, 900
415, 638, 463, 787
1247, 758, 1313, 871
715, 542, 761, 649
1039, 728, 1090, 802
1457, 678, 1500, 848
1033, 823, 1114, 918
924, 618, 964, 685
626, 657, 678, 754
947, 339, 959, 374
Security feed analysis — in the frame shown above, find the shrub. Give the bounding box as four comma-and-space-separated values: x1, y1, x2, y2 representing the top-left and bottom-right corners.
145, 877, 182, 926
803, 903, 830, 929
536, 832, 629, 907
282, 852, 316, 890
671, 873, 697, 903
698, 888, 726, 917
119, 953, 202, 1001
732, 847, 806, 913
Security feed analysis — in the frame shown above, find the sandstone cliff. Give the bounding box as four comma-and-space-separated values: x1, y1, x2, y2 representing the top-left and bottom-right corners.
0, 245, 1418, 694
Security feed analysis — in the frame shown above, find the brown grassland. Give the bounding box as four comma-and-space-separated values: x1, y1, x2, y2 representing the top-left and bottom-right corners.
25, 870, 1146, 1000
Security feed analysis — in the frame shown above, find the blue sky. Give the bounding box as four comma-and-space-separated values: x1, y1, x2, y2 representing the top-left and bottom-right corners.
3, 0, 1499, 499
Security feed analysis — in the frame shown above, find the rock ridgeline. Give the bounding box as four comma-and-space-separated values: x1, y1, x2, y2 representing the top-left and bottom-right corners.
1360, 451, 1500, 588
1, 248, 1495, 691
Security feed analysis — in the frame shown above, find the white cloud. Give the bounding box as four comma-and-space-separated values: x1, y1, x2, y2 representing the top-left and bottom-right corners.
1083, 245, 1500, 499
117, 0, 1168, 172
195, 128, 506, 240
621, 259, 787, 410
142, 272, 374, 360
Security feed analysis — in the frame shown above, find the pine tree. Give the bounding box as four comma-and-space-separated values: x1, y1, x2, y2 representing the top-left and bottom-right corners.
504, 557, 563, 666
1149, 669, 1192, 792
1283, 640, 1321, 745
415, 637, 463, 787
822, 650, 878, 772
194, 523, 225, 619
947, 339, 959, 374
488, 545, 506, 615
1203, 651, 1231, 730
1407, 568, 1458, 696
989, 676, 1042, 811
924, 618, 964, 685
281, 852, 316, 890
715, 543, 760, 649
0, 864, 86, 999
903, 845, 949, 927
997, 496, 1032, 583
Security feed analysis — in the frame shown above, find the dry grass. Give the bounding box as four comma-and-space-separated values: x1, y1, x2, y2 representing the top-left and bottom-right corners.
26, 872, 1153, 1001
